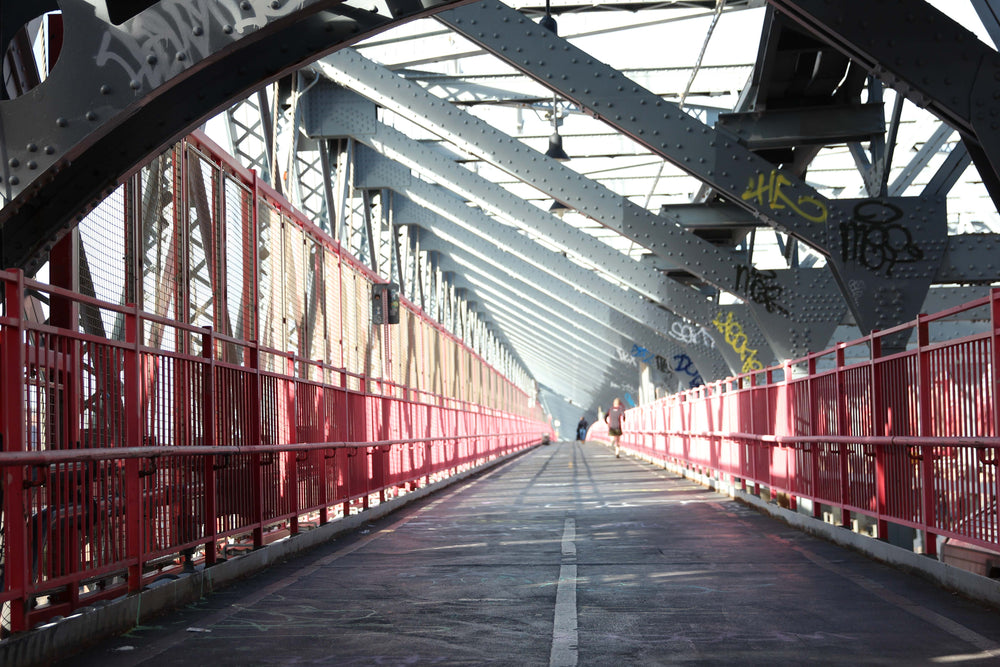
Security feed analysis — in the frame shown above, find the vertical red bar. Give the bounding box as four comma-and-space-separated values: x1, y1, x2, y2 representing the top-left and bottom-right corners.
991, 289, 1000, 543
3, 272, 29, 631
871, 335, 889, 539
202, 328, 218, 566
917, 317, 937, 556
249, 344, 264, 548
287, 356, 299, 535
836, 346, 851, 529
124, 306, 145, 592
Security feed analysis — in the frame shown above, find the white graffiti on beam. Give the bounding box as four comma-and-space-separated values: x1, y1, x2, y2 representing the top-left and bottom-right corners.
616, 347, 639, 367
97, 0, 308, 90
668, 321, 716, 349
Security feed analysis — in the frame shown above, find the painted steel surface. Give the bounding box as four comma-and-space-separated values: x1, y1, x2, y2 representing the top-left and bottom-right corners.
593, 289, 1000, 558
0, 133, 549, 635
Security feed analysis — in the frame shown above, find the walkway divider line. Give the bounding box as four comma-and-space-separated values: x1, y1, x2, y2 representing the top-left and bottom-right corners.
550, 517, 578, 667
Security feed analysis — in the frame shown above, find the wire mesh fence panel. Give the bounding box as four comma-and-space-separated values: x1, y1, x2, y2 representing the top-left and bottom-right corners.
140, 149, 182, 353
222, 174, 255, 358
258, 199, 284, 371
186, 149, 220, 358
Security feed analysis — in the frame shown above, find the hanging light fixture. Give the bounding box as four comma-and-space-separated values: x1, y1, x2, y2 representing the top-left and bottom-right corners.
545, 129, 570, 161
540, 0, 569, 162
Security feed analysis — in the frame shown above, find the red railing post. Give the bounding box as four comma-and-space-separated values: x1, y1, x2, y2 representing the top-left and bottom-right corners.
202, 328, 218, 566
991, 289, 1000, 540
871, 334, 889, 540
287, 355, 299, 535
807, 356, 821, 520
123, 305, 145, 592
3, 271, 29, 631
249, 344, 264, 549
836, 346, 851, 530
917, 317, 937, 556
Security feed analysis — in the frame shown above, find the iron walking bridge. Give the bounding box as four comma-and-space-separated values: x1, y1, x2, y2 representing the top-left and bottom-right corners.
55, 441, 1000, 665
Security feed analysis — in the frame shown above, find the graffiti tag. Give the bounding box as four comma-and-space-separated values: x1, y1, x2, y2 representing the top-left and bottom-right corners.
712, 311, 763, 373
672, 354, 703, 388
629, 343, 656, 366
742, 170, 828, 224
840, 201, 923, 277
97, 0, 307, 90
734, 265, 789, 315
616, 347, 638, 368
668, 321, 715, 348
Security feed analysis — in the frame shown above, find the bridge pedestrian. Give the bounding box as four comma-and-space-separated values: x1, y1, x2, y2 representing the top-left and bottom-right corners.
576, 416, 588, 442
605, 397, 626, 458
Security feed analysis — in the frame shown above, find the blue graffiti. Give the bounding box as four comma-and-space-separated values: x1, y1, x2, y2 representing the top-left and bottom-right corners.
630, 343, 656, 365
624, 393, 636, 408
672, 354, 703, 389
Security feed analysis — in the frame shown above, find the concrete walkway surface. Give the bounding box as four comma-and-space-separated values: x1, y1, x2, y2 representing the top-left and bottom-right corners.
65, 441, 1000, 665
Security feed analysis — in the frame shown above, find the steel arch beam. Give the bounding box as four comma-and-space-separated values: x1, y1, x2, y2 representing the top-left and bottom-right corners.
0, 0, 476, 275
315, 50, 831, 362
437, 0, 949, 342
353, 146, 750, 375
305, 87, 770, 373
397, 198, 712, 379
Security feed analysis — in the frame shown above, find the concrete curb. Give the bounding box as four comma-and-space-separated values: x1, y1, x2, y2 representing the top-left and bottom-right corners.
657, 458, 1000, 610
1, 448, 532, 667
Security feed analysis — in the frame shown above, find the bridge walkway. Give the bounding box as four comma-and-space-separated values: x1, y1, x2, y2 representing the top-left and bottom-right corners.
67, 441, 1000, 665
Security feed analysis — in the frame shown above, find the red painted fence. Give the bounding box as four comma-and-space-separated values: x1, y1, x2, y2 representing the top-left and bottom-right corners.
0, 131, 551, 636
593, 292, 1000, 560
0, 269, 546, 634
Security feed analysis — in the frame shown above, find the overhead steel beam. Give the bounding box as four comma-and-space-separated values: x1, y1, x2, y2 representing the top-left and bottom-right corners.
438, 0, 948, 344
396, 197, 714, 378
430, 241, 698, 394
768, 0, 1000, 211
352, 146, 753, 375
303, 81, 671, 304
313, 54, 793, 363
0, 0, 478, 276
716, 104, 885, 150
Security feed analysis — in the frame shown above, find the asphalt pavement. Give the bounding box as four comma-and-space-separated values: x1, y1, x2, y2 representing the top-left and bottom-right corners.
66, 440, 1000, 665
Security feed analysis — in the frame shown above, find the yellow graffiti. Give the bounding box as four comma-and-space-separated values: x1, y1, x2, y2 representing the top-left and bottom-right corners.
742, 170, 828, 224
712, 311, 764, 373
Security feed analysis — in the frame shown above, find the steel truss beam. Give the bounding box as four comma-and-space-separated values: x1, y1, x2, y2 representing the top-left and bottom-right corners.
768, 0, 1000, 209
0, 0, 475, 276
306, 67, 776, 370
392, 195, 717, 382
350, 145, 747, 378
437, 0, 949, 345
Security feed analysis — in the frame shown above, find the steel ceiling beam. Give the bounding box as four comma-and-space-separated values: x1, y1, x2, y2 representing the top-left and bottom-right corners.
767, 0, 1000, 209
311, 56, 784, 365
438, 0, 949, 344
395, 197, 713, 378
0, 0, 478, 276
349, 146, 752, 375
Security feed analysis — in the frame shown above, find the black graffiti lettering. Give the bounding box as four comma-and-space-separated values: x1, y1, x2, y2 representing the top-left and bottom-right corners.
734, 265, 789, 315
841, 201, 923, 277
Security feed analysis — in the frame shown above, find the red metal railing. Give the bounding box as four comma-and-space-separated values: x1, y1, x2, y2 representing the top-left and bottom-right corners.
592, 291, 1000, 559
0, 269, 549, 634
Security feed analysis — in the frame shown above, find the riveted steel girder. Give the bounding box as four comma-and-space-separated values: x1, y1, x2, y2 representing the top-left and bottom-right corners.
716, 104, 885, 150
0, 0, 475, 275
311, 58, 796, 369
302, 82, 670, 302
393, 196, 717, 381
353, 146, 754, 376
768, 0, 1000, 207
438, 0, 948, 342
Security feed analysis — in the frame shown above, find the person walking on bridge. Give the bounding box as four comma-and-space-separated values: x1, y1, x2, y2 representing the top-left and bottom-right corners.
605, 397, 626, 458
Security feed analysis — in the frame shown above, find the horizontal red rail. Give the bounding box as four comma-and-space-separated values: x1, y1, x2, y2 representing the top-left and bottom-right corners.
591, 288, 1000, 563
